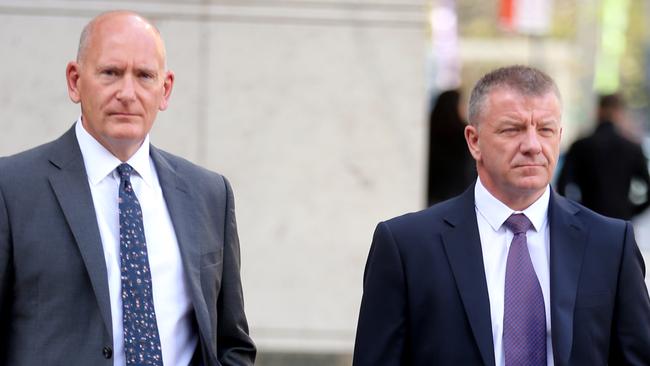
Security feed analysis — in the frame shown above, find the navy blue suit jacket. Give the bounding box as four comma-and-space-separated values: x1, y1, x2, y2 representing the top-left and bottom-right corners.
353, 185, 650, 365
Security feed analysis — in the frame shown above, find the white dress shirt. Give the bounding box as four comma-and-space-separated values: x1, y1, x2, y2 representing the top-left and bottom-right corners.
75, 120, 198, 366
474, 178, 554, 366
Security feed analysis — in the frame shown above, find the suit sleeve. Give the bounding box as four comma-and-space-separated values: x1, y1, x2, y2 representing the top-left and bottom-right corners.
353, 222, 407, 366
216, 177, 256, 365
609, 222, 650, 364
0, 180, 12, 363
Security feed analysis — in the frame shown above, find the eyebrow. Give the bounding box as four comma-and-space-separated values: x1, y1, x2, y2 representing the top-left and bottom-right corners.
136, 66, 159, 75
537, 120, 559, 126
95, 63, 120, 70
94, 64, 159, 74
496, 119, 525, 126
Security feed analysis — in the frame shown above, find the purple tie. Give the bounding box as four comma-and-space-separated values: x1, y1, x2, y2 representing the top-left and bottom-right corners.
503, 214, 546, 366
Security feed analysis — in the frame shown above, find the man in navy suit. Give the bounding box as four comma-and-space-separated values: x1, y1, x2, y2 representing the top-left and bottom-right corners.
353, 65, 650, 365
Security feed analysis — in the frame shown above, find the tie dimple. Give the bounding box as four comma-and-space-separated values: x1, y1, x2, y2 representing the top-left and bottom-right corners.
503, 213, 533, 234
117, 163, 164, 366
503, 213, 546, 366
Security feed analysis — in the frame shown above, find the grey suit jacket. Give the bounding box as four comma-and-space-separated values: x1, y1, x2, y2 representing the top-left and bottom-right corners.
0, 126, 256, 365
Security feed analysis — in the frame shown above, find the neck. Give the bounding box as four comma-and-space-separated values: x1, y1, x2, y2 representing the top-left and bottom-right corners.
79, 119, 145, 162
478, 177, 546, 211
103, 140, 143, 162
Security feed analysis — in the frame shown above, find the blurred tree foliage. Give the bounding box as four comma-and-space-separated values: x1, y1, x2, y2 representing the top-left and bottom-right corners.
620, 0, 649, 114
456, 0, 577, 38
453, 0, 648, 126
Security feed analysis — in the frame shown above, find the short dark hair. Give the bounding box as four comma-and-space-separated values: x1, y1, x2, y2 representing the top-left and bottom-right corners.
597, 93, 625, 122
468, 65, 561, 126
598, 93, 625, 110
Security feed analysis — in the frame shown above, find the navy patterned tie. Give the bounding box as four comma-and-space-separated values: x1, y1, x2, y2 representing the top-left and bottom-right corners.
503, 213, 546, 366
117, 163, 164, 366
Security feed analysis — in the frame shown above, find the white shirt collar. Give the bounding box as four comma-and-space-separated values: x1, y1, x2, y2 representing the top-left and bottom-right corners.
75, 117, 154, 187
474, 177, 550, 233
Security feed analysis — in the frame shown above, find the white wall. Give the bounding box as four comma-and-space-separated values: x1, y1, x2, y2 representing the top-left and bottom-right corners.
0, 0, 428, 354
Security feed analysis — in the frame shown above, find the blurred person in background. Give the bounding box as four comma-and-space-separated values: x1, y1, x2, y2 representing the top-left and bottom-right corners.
557, 93, 650, 220
427, 89, 477, 206
0, 11, 255, 366
354, 65, 650, 365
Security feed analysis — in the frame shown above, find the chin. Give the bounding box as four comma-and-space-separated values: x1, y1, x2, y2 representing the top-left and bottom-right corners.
106, 127, 147, 143
515, 177, 548, 192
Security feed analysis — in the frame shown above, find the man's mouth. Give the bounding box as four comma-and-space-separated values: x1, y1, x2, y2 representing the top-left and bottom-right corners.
514, 163, 545, 168
109, 112, 139, 117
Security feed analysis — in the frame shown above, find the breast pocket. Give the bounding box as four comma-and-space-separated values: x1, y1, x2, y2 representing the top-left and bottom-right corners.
573, 291, 614, 360
575, 291, 612, 309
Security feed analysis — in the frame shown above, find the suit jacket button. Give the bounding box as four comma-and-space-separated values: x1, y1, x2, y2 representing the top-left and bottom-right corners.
102, 346, 113, 359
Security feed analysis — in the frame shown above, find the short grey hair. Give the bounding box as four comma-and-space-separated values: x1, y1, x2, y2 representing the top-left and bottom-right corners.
468, 65, 561, 126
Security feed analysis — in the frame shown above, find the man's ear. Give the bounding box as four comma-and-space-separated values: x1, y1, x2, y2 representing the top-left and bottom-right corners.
465, 124, 481, 162
66, 61, 82, 104
158, 70, 175, 111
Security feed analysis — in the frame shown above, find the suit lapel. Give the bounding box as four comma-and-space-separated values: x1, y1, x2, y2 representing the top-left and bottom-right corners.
47, 127, 113, 335
548, 192, 586, 366
441, 187, 496, 366
150, 147, 215, 362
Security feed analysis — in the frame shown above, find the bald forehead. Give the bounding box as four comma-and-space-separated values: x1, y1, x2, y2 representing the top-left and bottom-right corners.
92, 11, 159, 35
77, 11, 166, 65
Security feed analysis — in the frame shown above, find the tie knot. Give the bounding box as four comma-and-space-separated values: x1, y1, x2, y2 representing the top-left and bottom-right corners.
116, 163, 134, 179
504, 213, 533, 234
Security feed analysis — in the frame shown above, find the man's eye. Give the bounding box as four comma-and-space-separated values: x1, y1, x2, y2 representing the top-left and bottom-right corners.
101, 69, 117, 76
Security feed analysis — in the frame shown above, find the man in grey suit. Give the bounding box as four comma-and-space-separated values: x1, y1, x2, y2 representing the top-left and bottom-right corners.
0, 10, 255, 365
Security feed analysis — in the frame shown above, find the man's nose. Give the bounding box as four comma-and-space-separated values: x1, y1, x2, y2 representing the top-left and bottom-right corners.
116, 75, 136, 102
521, 128, 542, 154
